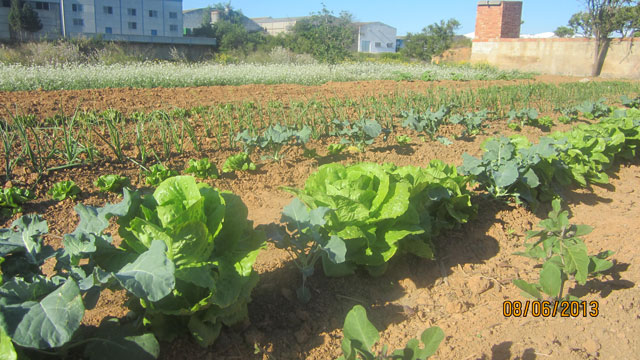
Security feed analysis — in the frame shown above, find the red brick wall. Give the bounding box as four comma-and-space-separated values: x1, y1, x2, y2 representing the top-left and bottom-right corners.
474, 1, 522, 40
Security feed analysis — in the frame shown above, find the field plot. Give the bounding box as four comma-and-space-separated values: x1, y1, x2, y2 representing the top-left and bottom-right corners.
1, 76, 639, 360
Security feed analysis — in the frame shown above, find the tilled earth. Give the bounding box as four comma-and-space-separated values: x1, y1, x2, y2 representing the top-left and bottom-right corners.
1, 78, 638, 360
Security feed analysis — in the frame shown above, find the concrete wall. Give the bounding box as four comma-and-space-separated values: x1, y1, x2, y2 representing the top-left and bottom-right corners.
357, 22, 397, 53
471, 38, 640, 79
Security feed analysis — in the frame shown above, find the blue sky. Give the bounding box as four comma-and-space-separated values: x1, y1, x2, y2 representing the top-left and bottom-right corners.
182, 1, 585, 36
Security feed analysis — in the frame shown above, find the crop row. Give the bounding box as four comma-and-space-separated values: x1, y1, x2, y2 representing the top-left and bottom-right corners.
1, 105, 637, 359
2, 84, 638, 186
0, 62, 533, 91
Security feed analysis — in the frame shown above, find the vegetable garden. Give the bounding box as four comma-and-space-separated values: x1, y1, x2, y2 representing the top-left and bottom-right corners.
1, 75, 639, 359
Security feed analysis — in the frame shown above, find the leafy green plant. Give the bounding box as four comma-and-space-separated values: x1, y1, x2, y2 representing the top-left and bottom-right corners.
0, 187, 34, 218
449, 109, 490, 137
338, 305, 444, 360
117, 176, 265, 347
401, 106, 451, 140
392, 71, 414, 81
331, 119, 382, 152
513, 199, 614, 301
269, 198, 346, 303
574, 98, 611, 119
94, 174, 131, 193
145, 164, 179, 186
620, 95, 640, 109
507, 108, 539, 131
184, 158, 219, 179
459, 136, 569, 208
48, 180, 81, 201
222, 152, 256, 173
327, 143, 346, 155
395, 135, 412, 145
536, 115, 555, 129
0, 194, 168, 359
283, 161, 475, 276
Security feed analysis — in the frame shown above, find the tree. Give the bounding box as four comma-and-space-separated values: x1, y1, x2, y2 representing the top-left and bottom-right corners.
564, 1, 640, 76
8, 0, 42, 40
554, 26, 575, 37
287, 7, 356, 64
400, 19, 460, 62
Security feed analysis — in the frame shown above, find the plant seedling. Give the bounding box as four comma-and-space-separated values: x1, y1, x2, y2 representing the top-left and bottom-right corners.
0, 187, 34, 218
144, 164, 179, 186
222, 152, 256, 173
338, 305, 444, 360
327, 143, 346, 155
184, 158, 219, 179
94, 174, 130, 193
513, 199, 614, 301
396, 135, 412, 145
271, 198, 346, 303
48, 180, 81, 201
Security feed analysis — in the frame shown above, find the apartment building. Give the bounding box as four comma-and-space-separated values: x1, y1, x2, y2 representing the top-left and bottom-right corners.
1, 0, 187, 40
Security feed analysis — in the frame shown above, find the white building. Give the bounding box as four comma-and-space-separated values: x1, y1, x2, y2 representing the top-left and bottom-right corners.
251, 16, 306, 35
1, 0, 198, 42
355, 22, 397, 53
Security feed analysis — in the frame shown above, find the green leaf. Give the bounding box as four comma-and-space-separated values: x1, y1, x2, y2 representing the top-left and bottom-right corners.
540, 262, 563, 298
94, 174, 130, 193
322, 235, 346, 264
114, 240, 175, 302
188, 314, 222, 348
84, 318, 160, 360
418, 326, 445, 358
0, 215, 49, 264
565, 243, 590, 285
493, 161, 519, 188
2, 279, 84, 349
0, 327, 16, 360
341, 305, 379, 358
512, 279, 542, 300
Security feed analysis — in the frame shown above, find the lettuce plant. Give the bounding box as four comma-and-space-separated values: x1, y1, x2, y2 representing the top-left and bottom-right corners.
222, 152, 256, 173
144, 164, 179, 186
94, 174, 130, 193
0, 187, 34, 218
284, 161, 475, 276
339, 305, 444, 360
117, 176, 265, 347
48, 180, 81, 201
184, 158, 219, 179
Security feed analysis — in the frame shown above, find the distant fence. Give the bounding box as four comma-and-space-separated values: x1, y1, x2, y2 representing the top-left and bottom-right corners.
471, 38, 640, 79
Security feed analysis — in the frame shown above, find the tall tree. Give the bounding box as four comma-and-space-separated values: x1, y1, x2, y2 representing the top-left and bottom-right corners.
288, 7, 356, 64
578, 0, 639, 76
7, 0, 42, 40
400, 19, 460, 62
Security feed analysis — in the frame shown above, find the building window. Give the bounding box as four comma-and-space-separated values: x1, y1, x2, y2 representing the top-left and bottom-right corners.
169, 24, 178, 32
169, 11, 177, 19
128, 22, 137, 30
148, 10, 158, 18
1, 0, 10, 8
73, 18, 84, 26
150, 29, 158, 36
72, 4, 83, 12
127, 8, 136, 16
386, 42, 393, 48
35, 2, 50, 10
375, 42, 381, 47
105, 27, 112, 34
103, 6, 113, 14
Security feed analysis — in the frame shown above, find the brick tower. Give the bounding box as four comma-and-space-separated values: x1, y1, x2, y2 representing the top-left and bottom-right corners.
474, 1, 523, 40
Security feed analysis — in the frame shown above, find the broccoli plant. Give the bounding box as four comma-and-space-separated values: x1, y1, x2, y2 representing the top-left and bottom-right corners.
449, 109, 491, 137
269, 198, 346, 303
401, 105, 451, 140
330, 119, 382, 152
574, 98, 611, 119
507, 108, 539, 131
184, 158, 219, 179
339, 305, 444, 360
513, 199, 614, 301
620, 95, 639, 109
48, 180, 81, 201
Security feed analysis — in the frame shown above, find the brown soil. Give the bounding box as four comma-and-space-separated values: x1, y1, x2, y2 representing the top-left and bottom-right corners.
2, 78, 639, 360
